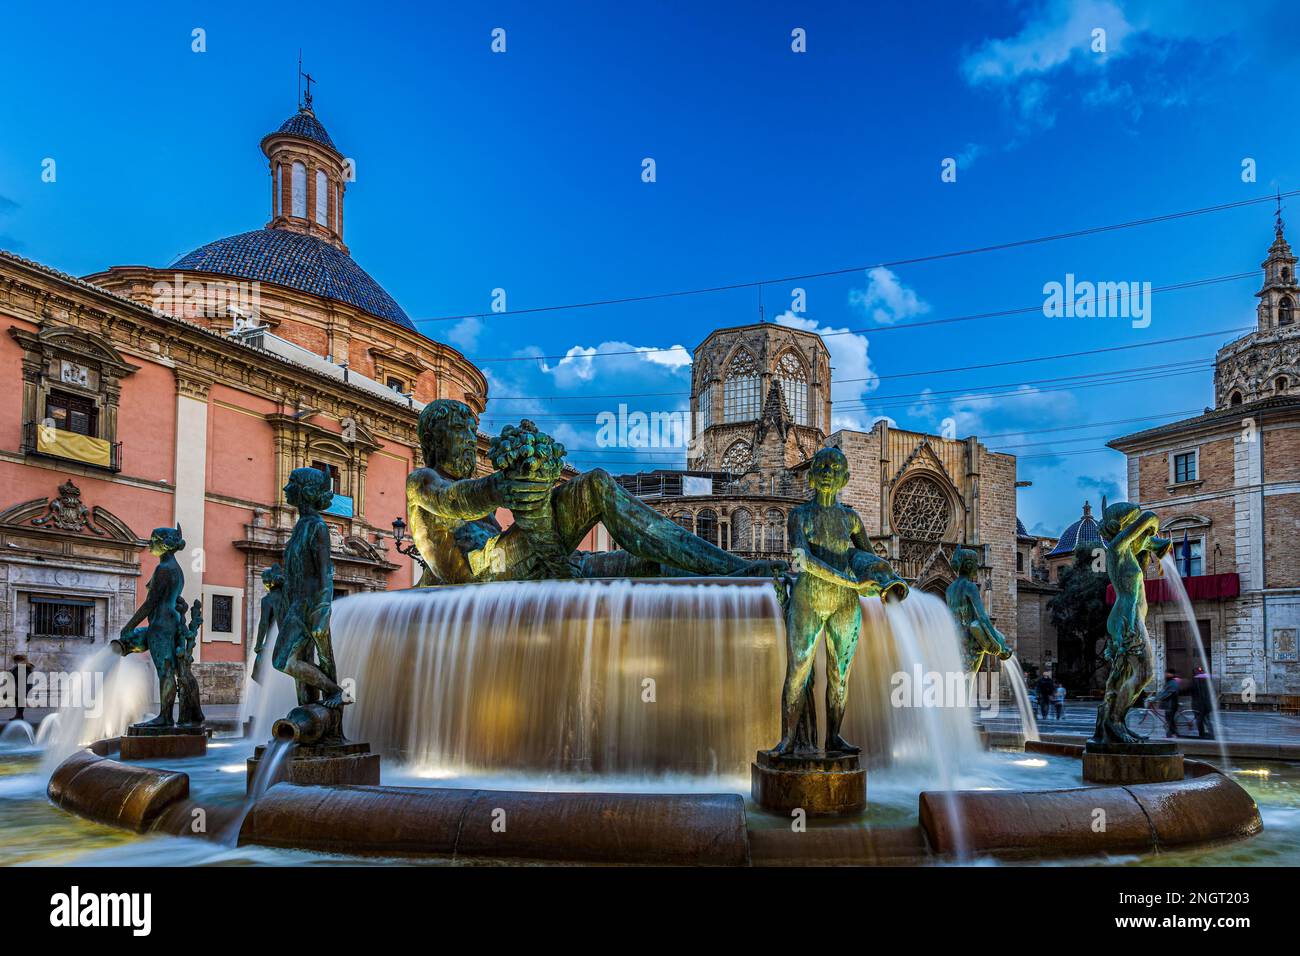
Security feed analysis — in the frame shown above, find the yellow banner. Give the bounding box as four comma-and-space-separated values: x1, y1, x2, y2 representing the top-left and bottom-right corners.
37, 426, 112, 468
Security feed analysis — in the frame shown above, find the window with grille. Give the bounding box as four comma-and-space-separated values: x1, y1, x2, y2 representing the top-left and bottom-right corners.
45, 390, 98, 436
721, 440, 752, 475
723, 350, 760, 422
696, 509, 719, 545
776, 352, 810, 426
211, 594, 234, 633
29, 596, 95, 639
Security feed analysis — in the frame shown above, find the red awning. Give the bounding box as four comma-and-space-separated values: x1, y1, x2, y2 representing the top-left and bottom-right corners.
1105, 573, 1240, 606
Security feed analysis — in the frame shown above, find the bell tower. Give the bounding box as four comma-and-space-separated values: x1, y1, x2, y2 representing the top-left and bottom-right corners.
1257, 199, 1298, 331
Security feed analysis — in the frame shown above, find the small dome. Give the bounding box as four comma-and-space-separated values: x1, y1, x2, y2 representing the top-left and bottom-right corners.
1047, 503, 1101, 557
266, 107, 336, 152
172, 229, 412, 329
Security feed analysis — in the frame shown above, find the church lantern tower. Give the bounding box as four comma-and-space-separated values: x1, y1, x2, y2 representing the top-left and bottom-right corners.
261, 80, 350, 253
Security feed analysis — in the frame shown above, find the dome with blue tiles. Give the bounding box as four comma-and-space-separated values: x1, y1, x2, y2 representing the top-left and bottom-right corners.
266, 106, 337, 152
173, 229, 413, 330
1046, 501, 1101, 557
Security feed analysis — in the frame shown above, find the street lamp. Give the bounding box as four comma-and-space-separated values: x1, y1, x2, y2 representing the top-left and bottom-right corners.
391, 516, 430, 574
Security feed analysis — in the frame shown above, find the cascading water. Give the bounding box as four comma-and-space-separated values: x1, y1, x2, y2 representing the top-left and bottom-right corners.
1001, 656, 1039, 742
245, 579, 985, 785
237, 626, 295, 740
40, 645, 154, 773
220, 737, 295, 845
0, 720, 35, 749
1159, 554, 1231, 767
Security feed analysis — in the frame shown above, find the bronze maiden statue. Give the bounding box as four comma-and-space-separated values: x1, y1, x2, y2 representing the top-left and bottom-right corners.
945, 546, 1011, 676
1091, 498, 1172, 745
112, 525, 205, 732
770, 447, 908, 757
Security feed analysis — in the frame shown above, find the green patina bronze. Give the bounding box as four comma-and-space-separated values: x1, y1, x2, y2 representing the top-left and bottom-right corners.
769, 447, 908, 757
405, 401, 787, 583
251, 563, 285, 683
112, 525, 204, 729
946, 546, 1011, 675
1092, 498, 1172, 745
272, 467, 345, 728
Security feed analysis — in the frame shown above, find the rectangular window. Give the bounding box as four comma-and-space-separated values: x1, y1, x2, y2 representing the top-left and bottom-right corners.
1173, 536, 1204, 577
386, 376, 406, 393
45, 390, 98, 436
723, 376, 760, 423
210, 594, 234, 633
697, 384, 712, 431
1173, 451, 1197, 483
1016, 551, 1024, 573
29, 595, 95, 639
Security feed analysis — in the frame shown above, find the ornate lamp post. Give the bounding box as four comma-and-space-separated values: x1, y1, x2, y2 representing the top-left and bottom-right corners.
391, 516, 429, 573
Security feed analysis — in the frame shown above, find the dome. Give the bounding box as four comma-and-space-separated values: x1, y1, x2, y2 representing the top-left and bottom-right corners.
172, 229, 413, 330
266, 107, 336, 151
1046, 502, 1101, 557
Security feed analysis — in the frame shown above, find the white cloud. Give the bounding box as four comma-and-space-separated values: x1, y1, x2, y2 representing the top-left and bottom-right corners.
963, 0, 1137, 86
445, 316, 483, 351
848, 267, 930, 326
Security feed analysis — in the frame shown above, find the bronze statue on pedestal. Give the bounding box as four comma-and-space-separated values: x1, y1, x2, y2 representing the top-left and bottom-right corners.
945, 546, 1011, 676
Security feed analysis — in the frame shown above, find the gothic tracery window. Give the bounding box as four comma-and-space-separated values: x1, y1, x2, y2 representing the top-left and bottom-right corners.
723, 349, 760, 422
776, 352, 810, 426
721, 440, 752, 475
891, 475, 952, 541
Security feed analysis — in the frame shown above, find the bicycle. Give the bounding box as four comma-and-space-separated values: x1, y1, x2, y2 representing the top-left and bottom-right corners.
1124, 698, 1198, 738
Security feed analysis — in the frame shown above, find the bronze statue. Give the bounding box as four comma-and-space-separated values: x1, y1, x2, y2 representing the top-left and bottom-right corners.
946, 546, 1011, 675
112, 525, 203, 729
273, 468, 345, 716
1092, 498, 1171, 744
251, 563, 286, 682
405, 401, 785, 583
770, 447, 908, 757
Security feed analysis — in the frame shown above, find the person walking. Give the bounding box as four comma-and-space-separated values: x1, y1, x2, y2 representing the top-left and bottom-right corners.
5, 654, 33, 722
1156, 669, 1181, 737
1053, 680, 1066, 719
1192, 665, 1215, 739
1036, 672, 1054, 722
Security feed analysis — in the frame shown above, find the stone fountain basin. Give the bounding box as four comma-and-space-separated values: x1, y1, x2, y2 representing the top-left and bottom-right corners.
47, 738, 1263, 865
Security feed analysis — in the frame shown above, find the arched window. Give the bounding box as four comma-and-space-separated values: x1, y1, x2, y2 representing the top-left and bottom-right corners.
721, 440, 752, 475
891, 475, 953, 541
776, 352, 810, 426
1277, 375, 1290, 394
315, 169, 329, 226
291, 162, 307, 218
724, 349, 760, 422
764, 509, 785, 553
730, 508, 754, 552
273, 163, 282, 216
672, 511, 693, 532
1280, 296, 1294, 327
696, 509, 719, 545
1230, 390, 1244, 406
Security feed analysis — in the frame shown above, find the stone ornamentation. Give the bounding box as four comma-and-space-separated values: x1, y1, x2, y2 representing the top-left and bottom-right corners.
32, 479, 105, 536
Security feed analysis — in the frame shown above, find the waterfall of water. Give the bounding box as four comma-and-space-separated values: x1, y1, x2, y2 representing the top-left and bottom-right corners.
220, 738, 295, 846
236, 625, 296, 740
39, 645, 154, 773
1001, 656, 1040, 742
1159, 555, 1231, 767
0, 720, 35, 748
251, 579, 984, 784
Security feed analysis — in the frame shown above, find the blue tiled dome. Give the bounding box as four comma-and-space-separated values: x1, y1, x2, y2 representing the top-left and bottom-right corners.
267, 108, 336, 151
1047, 505, 1101, 557
172, 229, 413, 330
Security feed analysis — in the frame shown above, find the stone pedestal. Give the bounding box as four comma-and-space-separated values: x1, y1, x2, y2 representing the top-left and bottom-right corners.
750, 749, 866, 817
119, 724, 207, 760
246, 740, 380, 793
1082, 741, 1183, 784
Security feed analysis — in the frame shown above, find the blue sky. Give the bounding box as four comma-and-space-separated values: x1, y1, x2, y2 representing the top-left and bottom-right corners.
1, 0, 1296, 536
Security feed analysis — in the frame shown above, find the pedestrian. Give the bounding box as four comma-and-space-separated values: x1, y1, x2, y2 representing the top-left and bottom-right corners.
1036, 671, 1054, 721
1192, 665, 1215, 739
1156, 668, 1181, 737
1054, 680, 1066, 719
6, 654, 33, 722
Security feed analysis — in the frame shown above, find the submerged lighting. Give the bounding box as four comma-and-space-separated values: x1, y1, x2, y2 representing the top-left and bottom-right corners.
219, 763, 247, 773
1234, 768, 1271, 778
1012, 758, 1048, 768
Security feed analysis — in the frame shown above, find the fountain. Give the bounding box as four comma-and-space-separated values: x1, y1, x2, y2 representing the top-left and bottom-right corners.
23, 411, 1266, 865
